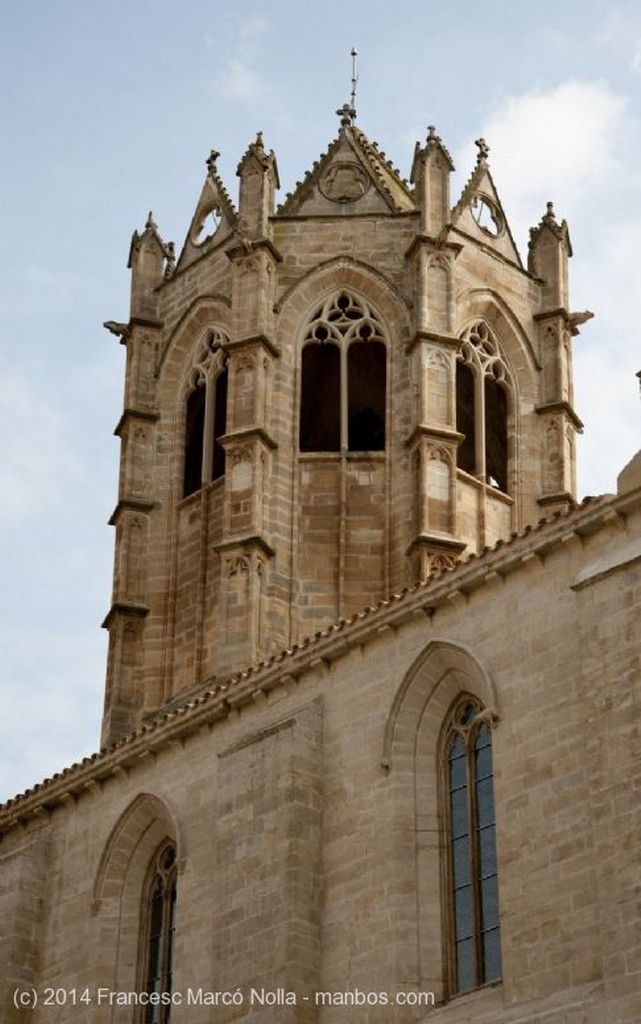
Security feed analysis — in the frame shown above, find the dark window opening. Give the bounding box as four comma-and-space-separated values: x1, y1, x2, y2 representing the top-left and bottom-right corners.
299, 343, 341, 452
347, 340, 386, 451
328, 292, 362, 322
183, 367, 228, 498
456, 363, 476, 475
484, 377, 507, 492
212, 368, 228, 480
446, 701, 501, 995
183, 385, 205, 497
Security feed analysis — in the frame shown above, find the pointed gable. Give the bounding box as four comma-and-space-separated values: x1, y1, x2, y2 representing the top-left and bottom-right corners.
176, 150, 239, 272
451, 138, 523, 268
278, 107, 414, 217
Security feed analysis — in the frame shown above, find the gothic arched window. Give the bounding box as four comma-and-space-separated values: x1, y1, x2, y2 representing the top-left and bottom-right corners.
183, 331, 229, 497
299, 292, 386, 453
456, 323, 510, 493
141, 842, 177, 1022
442, 698, 501, 995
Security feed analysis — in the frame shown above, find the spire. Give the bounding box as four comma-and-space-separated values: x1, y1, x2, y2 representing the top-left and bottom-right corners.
236, 131, 280, 238
127, 211, 174, 317
335, 46, 358, 129
410, 125, 454, 235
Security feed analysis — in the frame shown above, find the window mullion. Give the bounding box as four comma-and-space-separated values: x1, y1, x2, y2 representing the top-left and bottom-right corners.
340, 342, 349, 452
202, 375, 215, 484
474, 370, 486, 480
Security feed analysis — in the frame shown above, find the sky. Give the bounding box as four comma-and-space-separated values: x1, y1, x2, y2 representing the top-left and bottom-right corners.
1, 0, 640, 803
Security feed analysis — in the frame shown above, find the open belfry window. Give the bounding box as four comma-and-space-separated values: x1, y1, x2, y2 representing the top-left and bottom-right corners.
455, 322, 509, 492
183, 331, 229, 497
299, 291, 386, 453
442, 698, 501, 995
141, 842, 177, 1022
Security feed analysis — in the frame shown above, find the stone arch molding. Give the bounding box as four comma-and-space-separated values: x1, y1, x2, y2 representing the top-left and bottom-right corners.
381, 640, 499, 772
457, 287, 539, 378
275, 256, 410, 348
156, 293, 231, 384
93, 791, 182, 911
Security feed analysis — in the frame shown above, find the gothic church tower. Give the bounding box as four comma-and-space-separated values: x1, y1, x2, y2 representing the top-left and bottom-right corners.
102, 108, 586, 747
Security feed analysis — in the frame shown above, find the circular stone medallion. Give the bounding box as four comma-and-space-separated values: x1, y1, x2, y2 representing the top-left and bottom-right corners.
319, 162, 370, 203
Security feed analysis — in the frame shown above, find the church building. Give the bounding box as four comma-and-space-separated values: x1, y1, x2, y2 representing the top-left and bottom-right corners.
1, 102, 640, 1023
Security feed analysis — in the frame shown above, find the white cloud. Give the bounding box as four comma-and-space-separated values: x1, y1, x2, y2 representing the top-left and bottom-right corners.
238, 16, 268, 40
456, 80, 629, 249
218, 58, 264, 101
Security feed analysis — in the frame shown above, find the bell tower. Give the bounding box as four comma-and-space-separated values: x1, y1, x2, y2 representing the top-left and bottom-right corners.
101, 113, 589, 748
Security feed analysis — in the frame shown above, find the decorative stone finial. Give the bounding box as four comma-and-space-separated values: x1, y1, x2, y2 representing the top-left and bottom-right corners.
475, 137, 490, 164
145, 211, 157, 231
254, 131, 264, 150
163, 241, 176, 279
207, 150, 220, 175
336, 102, 356, 128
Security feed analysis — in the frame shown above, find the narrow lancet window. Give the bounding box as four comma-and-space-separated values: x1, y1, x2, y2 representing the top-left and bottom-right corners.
212, 367, 228, 480
444, 699, 501, 995
182, 333, 229, 497
348, 339, 386, 451
300, 342, 341, 451
142, 843, 177, 1023
455, 362, 476, 475
183, 385, 205, 497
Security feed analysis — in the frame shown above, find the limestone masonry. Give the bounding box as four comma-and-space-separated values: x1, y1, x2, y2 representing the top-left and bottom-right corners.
1, 106, 639, 1023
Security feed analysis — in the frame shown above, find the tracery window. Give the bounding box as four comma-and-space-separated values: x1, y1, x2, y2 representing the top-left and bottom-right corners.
299, 292, 386, 453
443, 698, 501, 995
456, 323, 509, 492
183, 330, 229, 497
141, 842, 177, 1023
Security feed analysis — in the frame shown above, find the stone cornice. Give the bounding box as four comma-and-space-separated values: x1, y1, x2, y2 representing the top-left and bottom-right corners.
405, 329, 461, 355
405, 425, 464, 448
113, 408, 159, 437
101, 602, 150, 630
3, 485, 640, 831
535, 401, 584, 432
108, 500, 156, 526
224, 332, 280, 358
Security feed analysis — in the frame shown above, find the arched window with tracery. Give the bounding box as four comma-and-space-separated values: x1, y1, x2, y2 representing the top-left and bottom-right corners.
456, 323, 510, 492
442, 697, 501, 996
182, 330, 229, 497
299, 292, 386, 453
140, 842, 177, 1022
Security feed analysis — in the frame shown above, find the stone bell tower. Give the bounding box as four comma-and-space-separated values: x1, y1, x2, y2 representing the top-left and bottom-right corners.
101, 109, 589, 747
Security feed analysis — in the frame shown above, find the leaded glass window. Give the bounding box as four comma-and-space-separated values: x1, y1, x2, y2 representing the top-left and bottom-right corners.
142, 843, 177, 1023
444, 698, 501, 994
